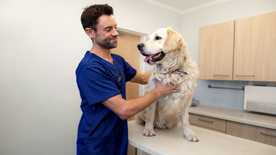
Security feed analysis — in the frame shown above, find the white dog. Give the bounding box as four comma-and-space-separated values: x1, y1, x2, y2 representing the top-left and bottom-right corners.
136, 28, 199, 142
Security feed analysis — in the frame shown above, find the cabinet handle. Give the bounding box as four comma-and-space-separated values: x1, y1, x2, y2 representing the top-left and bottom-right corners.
214, 75, 229, 77
198, 118, 214, 123
260, 132, 276, 138
236, 75, 255, 77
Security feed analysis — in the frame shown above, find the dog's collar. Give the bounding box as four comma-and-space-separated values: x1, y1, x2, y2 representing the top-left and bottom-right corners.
175, 69, 188, 75
164, 69, 188, 75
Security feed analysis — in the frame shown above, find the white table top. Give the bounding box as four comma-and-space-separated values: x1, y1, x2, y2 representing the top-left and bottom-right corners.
189, 105, 276, 129
128, 120, 276, 155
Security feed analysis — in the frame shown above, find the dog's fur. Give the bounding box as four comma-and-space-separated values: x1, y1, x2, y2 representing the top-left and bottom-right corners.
136, 28, 199, 142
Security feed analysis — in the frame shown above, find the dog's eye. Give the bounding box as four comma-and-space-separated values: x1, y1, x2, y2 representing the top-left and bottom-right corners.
155, 36, 162, 40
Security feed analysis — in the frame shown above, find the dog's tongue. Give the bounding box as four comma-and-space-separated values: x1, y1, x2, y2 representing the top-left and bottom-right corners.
144, 53, 162, 62
144, 55, 153, 62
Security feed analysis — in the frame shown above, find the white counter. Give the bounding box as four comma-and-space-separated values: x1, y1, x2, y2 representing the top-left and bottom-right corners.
128, 120, 276, 155
189, 105, 276, 129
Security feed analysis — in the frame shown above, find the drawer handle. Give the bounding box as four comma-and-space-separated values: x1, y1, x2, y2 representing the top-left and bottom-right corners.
236, 75, 255, 77
260, 132, 276, 138
198, 118, 214, 123
214, 75, 229, 77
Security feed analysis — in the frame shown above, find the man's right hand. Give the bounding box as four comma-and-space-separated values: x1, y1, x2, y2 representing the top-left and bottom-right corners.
155, 80, 180, 96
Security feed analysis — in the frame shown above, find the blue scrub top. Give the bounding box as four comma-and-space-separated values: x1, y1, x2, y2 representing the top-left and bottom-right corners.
76, 51, 137, 155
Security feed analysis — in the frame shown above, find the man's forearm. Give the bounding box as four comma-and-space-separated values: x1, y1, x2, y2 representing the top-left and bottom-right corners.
129, 71, 151, 84
142, 71, 152, 84
122, 88, 161, 119
102, 81, 179, 120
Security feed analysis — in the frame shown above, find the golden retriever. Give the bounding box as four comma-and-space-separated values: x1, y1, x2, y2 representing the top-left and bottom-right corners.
136, 28, 199, 142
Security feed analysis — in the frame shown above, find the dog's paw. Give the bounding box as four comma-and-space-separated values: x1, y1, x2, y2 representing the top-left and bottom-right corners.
184, 132, 199, 142
142, 128, 156, 137
184, 129, 199, 142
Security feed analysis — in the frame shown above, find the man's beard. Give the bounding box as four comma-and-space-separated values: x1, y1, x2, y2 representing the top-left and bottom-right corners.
95, 33, 117, 49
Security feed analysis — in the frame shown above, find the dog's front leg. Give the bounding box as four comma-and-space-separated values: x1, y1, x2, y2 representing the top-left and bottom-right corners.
181, 96, 199, 142
143, 101, 157, 136
142, 79, 157, 136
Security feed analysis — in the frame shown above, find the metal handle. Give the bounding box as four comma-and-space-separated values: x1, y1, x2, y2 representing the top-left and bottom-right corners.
260, 132, 276, 138
198, 118, 214, 123
214, 75, 229, 77
236, 75, 255, 77
208, 85, 245, 90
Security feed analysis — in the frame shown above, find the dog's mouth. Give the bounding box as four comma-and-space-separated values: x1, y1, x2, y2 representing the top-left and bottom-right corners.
143, 52, 166, 63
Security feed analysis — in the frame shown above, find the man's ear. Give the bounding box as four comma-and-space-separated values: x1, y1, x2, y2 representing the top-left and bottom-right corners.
85, 28, 95, 40
162, 28, 182, 53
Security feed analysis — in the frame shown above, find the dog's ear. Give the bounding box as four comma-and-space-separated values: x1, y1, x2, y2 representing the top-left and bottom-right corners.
162, 28, 182, 53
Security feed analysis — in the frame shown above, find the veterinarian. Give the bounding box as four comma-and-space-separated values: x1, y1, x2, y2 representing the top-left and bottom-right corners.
76, 4, 180, 155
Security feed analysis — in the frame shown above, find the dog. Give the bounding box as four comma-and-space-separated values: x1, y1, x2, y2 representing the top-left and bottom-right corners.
136, 28, 199, 142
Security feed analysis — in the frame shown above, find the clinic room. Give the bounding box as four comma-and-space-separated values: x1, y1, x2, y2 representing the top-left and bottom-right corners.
0, 0, 276, 155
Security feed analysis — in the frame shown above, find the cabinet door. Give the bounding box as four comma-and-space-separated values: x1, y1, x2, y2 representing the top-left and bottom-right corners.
226, 121, 249, 139
248, 125, 276, 147
234, 12, 276, 81
226, 121, 276, 147
199, 21, 234, 80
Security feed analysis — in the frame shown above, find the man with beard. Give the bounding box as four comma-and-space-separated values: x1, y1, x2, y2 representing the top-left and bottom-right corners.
75, 4, 180, 155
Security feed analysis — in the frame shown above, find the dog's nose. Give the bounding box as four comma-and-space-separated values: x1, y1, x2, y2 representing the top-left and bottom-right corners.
137, 43, 144, 50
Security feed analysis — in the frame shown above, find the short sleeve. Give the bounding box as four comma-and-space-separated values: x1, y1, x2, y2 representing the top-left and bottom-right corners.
79, 67, 120, 106
124, 60, 137, 82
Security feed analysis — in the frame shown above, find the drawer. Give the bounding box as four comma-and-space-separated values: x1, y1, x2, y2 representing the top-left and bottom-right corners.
190, 114, 226, 132
248, 124, 276, 146
226, 121, 276, 147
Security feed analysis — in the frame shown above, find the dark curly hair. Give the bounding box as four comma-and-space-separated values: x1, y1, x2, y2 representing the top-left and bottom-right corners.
81, 4, 114, 32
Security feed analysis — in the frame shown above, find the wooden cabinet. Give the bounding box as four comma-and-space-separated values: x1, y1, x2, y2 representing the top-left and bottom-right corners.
190, 114, 276, 147
190, 114, 226, 133
198, 21, 234, 80
234, 12, 276, 81
198, 11, 276, 82
226, 121, 276, 147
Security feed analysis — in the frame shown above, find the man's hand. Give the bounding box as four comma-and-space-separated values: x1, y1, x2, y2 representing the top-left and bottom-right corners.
155, 80, 180, 96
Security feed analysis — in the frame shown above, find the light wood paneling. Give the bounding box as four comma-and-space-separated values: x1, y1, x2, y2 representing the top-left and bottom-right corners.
198, 21, 234, 80
226, 121, 276, 147
111, 31, 141, 121
111, 31, 141, 155
226, 121, 249, 139
234, 12, 276, 81
127, 144, 136, 155
190, 114, 226, 132
248, 124, 276, 146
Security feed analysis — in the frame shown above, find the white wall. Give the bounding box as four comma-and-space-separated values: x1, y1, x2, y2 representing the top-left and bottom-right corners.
0, 0, 180, 155
180, 0, 276, 64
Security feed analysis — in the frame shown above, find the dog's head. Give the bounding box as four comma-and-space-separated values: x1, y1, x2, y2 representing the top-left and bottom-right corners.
137, 28, 182, 65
